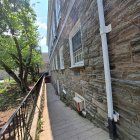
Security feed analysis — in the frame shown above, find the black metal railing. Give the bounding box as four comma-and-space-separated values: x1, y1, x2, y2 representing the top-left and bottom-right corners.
0, 74, 45, 140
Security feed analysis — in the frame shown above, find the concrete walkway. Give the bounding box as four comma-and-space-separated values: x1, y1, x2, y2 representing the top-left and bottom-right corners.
45, 83, 110, 140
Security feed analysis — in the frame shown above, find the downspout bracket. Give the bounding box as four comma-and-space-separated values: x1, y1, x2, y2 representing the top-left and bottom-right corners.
100, 24, 112, 35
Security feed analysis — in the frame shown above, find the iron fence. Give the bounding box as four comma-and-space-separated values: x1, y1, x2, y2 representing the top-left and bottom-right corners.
0, 74, 45, 140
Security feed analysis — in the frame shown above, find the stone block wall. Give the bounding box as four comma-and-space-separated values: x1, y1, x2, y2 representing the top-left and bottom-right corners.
49, 0, 140, 139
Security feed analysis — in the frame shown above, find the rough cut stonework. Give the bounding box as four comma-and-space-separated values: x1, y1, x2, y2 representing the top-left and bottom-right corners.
47, 0, 140, 139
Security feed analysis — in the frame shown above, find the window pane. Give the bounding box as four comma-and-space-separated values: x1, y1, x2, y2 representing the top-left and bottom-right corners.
56, 0, 61, 26
72, 30, 82, 52
59, 46, 64, 69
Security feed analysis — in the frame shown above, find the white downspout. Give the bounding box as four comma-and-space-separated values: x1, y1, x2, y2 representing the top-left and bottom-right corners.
97, 0, 113, 120
97, 0, 117, 140
97, 0, 117, 139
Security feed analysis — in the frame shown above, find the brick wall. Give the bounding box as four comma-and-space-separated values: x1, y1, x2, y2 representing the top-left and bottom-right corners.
49, 0, 140, 139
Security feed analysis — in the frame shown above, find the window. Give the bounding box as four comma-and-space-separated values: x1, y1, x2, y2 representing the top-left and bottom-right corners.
55, 0, 61, 27
55, 54, 58, 70
72, 30, 83, 64
52, 58, 55, 70
51, 59, 53, 70
51, 61, 53, 70
57, 80, 60, 94
59, 46, 64, 69
69, 20, 84, 67
49, 26, 53, 49
52, 12, 56, 38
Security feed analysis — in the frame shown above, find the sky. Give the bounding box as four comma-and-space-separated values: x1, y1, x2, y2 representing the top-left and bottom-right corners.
30, 0, 48, 53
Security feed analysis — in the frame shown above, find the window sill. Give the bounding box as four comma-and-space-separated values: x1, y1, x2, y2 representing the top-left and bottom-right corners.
60, 68, 65, 70
70, 64, 84, 69
52, 69, 59, 71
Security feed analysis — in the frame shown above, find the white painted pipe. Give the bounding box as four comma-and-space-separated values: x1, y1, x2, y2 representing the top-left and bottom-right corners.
97, 0, 113, 119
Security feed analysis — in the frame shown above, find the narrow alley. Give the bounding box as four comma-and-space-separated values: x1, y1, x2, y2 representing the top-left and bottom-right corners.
42, 83, 110, 140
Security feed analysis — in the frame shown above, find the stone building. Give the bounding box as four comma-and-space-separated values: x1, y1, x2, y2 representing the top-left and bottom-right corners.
47, 0, 140, 139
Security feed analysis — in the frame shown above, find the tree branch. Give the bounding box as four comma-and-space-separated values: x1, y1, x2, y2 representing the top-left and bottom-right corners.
10, 29, 24, 79
24, 45, 33, 81
0, 60, 21, 85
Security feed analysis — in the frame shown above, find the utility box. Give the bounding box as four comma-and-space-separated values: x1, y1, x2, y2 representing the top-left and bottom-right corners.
73, 96, 84, 112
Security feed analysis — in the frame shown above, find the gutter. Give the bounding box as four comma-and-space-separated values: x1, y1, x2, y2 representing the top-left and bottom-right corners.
97, 0, 117, 139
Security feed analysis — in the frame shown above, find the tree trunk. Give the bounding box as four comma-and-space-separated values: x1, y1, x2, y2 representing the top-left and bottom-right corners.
20, 79, 30, 93
29, 66, 37, 82
23, 45, 33, 82
0, 61, 29, 94
36, 64, 40, 75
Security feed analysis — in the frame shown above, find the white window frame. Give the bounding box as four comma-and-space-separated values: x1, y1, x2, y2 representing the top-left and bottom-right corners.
55, 54, 58, 70
52, 58, 55, 70
52, 12, 56, 39
49, 25, 53, 50
59, 46, 64, 69
51, 59, 53, 70
55, 0, 61, 27
69, 20, 84, 68
51, 61, 53, 71
57, 80, 60, 94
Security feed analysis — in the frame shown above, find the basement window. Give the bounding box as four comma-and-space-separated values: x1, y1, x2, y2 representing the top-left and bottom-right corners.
69, 20, 84, 67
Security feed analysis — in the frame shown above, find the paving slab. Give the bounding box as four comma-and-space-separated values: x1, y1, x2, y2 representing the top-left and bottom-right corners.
45, 83, 110, 140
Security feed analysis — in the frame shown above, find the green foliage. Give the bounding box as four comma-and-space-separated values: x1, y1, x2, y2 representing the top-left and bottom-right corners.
0, 0, 43, 91
0, 36, 17, 69
0, 80, 23, 111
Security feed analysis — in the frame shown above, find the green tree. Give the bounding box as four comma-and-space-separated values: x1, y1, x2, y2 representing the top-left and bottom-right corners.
0, 0, 43, 93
